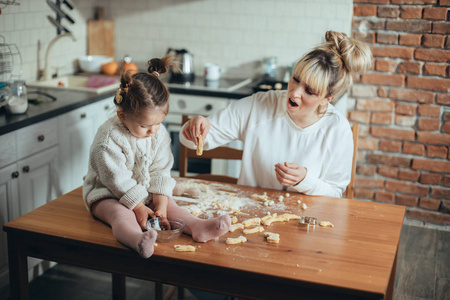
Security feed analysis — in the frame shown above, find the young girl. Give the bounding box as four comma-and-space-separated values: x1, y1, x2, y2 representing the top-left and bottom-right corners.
181, 31, 372, 198
83, 56, 231, 259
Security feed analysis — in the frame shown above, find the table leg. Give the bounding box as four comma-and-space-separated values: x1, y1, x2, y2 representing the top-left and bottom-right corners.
7, 234, 29, 300
385, 248, 398, 300
155, 282, 163, 300
112, 273, 126, 300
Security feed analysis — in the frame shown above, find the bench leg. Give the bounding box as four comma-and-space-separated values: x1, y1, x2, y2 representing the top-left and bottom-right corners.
112, 273, 126, 300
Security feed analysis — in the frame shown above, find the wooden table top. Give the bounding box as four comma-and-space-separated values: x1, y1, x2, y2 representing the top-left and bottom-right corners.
4, 178, 405, 299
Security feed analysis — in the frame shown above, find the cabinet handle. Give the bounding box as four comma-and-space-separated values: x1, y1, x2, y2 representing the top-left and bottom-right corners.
81, 113, 87, 119
38, 135, 45, 142
23, 166, 30, 173
104, 105, 110, 110
11, 171, 19, 178
205, 104, 213, 111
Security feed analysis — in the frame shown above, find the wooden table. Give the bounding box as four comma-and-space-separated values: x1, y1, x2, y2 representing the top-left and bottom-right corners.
4, 178, 405, 300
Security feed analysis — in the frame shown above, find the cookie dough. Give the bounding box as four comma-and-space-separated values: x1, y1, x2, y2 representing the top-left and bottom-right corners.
261, 213, 301, 226
264, 232, 280, 244
226, 236, 247, 245
174, 245, 196, 252
196, 134, 203, 156
229, 223, 244, 232
242, 217, 261, 228
319, 221, 334, 228
243, 226, 264, 235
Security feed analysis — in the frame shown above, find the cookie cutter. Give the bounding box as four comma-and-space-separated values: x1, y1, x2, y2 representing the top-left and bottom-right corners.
298, 216, 317, 229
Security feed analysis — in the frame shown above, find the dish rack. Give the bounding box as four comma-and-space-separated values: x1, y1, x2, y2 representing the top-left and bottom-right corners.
0, 35, 23, 81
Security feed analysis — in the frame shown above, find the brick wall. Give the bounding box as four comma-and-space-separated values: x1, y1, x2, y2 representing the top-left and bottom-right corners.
351, 0, 449, 225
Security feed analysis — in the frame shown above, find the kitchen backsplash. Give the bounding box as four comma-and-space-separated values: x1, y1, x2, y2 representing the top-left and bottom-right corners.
1, 0, 353, 82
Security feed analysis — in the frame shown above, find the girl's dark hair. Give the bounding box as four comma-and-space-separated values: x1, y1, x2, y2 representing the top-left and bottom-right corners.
113, 55, 180, 115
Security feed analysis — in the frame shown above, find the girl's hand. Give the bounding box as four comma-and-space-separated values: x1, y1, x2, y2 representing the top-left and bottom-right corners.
182, 116, 210, 146
151, 194, 169, 220
274, 162, 307, 187
133, 202, 154, 230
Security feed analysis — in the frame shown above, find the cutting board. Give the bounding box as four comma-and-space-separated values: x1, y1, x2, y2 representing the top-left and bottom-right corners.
87, 7, 115, 57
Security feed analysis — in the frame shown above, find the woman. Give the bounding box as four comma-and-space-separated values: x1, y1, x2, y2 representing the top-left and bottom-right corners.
181, 31, 372, 198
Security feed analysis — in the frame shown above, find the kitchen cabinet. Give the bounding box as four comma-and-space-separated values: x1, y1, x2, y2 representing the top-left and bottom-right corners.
58, 97, 114, 194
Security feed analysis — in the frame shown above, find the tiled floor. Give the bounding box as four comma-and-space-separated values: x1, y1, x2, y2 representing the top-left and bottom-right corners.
4, 223, 450, 300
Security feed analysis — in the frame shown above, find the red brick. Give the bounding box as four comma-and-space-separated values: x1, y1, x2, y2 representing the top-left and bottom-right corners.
441, 201, 450, 213
407, 76, 450, 93
391, 0, 436, 3
423, 63, 447, 76
380, 140, 402, 152
395, 115, 417, 127
400, 6, 423, 19
423, 7, 448, 20
422, 34, 446, 48
412, 158, 450, 173
375, 191, 395, 203
420, 173, 442, 185
443, 122, 450, 133
352, 32, 376, 44
372, 112, 393, 125
403, 142, 425, 155
407, 209, 450, 225
355, 188, 375, 200
444, 175, 450, 187
377, 33, 398, 44
385, 179, 429, 196
441, 0, 450, 5
359, 137, 379, 150
427, 145, 448, 158
437, 93, 450, 105
398, 61, 422, 74
368, 153, 411, 167
417, 131, 450, 144
419, 198, 441, 210
390, 88, 434, 103
444, 111, 450, 122
396, 102, 417, 115
418, 104, 441, 117
399, 34, 422, 46
351, 85, 378, 97
378, 6, 399, 18
399, 169, 420, 181
354, 5, 378, 16
378, 86, 388, 98
415, 49, 450, 62
430, 187, 450, 199
386, 20, 432, 33
356, 99, 395, 111
371, 127, 415, 141
378, 166, 399, 178
396, 194, 418, 207
418, 118, 440, 131
352, 19, 386, 31
356, 177, 385, 188
432, 22, 450, 35
372, 46, 415, 59
375, 59, 398, 72
357, 165, 377, 176
349, 111, 371, 123
361, 73, 405, 86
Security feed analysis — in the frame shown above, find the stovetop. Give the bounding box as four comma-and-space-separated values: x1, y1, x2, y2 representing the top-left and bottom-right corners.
162, 76, 252, 93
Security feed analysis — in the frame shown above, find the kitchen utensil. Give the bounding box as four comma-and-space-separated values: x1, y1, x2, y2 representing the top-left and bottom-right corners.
166, 48, 194, 82
47, 15, 71, 33
0, 35, 22, 81
87, 7, 115, 57
146, 217, 185, 242
78, 55, 113, 73
46, 0, 75, 24
204, 63, 221, 81
5, 80, 28, 114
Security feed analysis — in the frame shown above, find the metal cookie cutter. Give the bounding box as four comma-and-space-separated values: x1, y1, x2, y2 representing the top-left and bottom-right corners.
298, 216, 317, 229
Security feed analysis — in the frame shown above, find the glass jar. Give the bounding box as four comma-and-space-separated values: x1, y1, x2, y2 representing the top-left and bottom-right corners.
6, 80, 28, 114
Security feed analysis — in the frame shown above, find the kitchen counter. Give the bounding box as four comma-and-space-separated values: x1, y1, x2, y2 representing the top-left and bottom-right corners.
0, 77, 255, 136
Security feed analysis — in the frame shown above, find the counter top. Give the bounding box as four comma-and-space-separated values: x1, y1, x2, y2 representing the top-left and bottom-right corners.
0, 78, 255, 136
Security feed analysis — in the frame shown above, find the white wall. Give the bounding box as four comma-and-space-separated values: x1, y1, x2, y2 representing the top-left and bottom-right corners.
1, 0, 353, 83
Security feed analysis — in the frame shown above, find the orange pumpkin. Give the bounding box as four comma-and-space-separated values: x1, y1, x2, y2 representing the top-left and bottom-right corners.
101, 61, 119, 76
121, 55, 139, 74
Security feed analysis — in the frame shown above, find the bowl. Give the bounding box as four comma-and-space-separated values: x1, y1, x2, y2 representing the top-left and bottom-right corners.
146, 217, 185, 242
78, 55, 114, 73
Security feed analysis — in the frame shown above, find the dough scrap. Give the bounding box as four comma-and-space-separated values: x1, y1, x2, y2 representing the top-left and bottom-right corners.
261, 213, 301, 226
319, 221, 334, 228
243, 226, 264, 235
250, 193, 269, 201
226, 236, 247, 245
174, 245, 196, 252
196, 134, 203, 156
242, 217, 261, 228
264, 232, 280, 244
229, 223, 244, 232
231, 216, 238, 224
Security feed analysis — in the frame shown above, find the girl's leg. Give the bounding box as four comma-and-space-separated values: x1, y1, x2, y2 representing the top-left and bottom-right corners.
92, 199, 157, 258
166, 197, 231, 242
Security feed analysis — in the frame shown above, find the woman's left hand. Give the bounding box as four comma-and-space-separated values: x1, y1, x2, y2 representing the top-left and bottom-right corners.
274, 162, 307, 187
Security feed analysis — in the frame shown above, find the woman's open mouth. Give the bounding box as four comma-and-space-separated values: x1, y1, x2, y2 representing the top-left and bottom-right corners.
288, 98, 299, 108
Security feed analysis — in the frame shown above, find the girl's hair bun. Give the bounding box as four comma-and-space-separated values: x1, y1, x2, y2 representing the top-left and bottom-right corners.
325, 30, 372, 74
147, 55, 181, 76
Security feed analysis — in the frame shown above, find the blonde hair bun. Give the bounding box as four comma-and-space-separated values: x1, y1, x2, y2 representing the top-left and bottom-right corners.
325, 31, 372, 74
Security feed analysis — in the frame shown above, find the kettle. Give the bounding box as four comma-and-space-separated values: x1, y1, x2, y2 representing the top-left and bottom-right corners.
166, 48, 195, 82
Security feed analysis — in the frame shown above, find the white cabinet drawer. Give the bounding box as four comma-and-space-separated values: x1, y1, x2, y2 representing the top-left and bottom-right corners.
0, 131, 17, 168
16, 118, 58, 160
169, 94, 229, 116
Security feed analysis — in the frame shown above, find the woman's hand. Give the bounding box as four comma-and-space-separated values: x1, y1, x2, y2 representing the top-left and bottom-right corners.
274, 162, 307, 187
133, 202, 154, 230
182, 116, 210, 146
